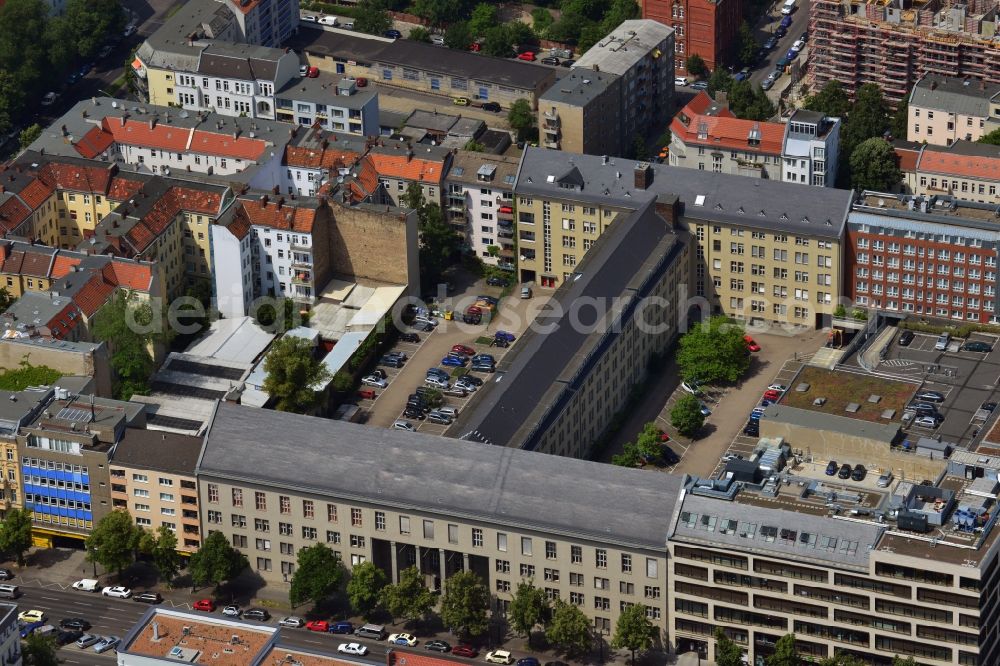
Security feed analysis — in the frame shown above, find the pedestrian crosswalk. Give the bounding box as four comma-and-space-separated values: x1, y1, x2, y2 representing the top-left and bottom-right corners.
882, 358, 915, 367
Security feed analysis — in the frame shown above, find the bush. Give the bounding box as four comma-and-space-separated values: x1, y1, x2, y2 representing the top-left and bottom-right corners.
897, 319, 1000, 339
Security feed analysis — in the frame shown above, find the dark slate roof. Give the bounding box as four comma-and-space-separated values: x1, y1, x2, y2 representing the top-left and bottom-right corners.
111, 428, 205, 476
198, 402, 683, 549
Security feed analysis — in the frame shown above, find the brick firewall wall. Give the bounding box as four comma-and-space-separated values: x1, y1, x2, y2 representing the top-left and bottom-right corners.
643, 0, 743, 74
326, 202, 417, 290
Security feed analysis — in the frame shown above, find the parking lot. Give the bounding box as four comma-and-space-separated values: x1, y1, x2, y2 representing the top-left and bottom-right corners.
878, 330, 1000, 448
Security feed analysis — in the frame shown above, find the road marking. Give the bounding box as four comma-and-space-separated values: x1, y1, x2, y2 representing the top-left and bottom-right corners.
40, 595, 60, 601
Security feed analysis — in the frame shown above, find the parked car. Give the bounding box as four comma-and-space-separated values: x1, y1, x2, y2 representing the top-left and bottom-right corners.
734, 67, 751, 82
517, 659, 540, 666
222, 606, 241, 617
102, 586, 132, 599
470, 363, 495, 373
914, 390, 945, 403
825, 460, 838, 476
306, 621, 330, 633
0, 570, 13, 581
743, 422, 759, 436
392, 421, 416, 432
837, 463, 852, 479
452, 344, 476, 356
123, 23, 137, 37
318, 15, 338, 25
744, 335, 760, 352
339, 643, 369, 656
763, 390, 781, 402
540, 56, 559, 65
431, 35, 446, 45
486, 276, 508, 287
404, 407, 426, 420
481, 102, 502, 112
690, 80, 708, 91
768, 384, 786, 392
279, 616, 305, 628
964, 340, 992, 352
763, 36, 778, 50
41, 92, 59, 106
193, 599, 216, 612
244, 609, 270, 622
362, 374, 388, 388
59, 618, 90, 631
851, 464, 867, 481
775, 25, 788, 37
983, 402, 998, 412
98, 44, 114, 58
495, 330, 516, 342
486, 651, 515, 665
521, 286, 532, 299
761, 76, 776, 91
898, 330, 915, 346
436, 406, 459, 418
452, 645, 479, 658
441, 355, 467, 367
785, 48, 798, 61
133, 592, 162, 604
379, 355, 404, 368
699, 403, 712, 417
915, 415, 943, 429
384, 29, 402, 39
330, 621, 354, 634
674, 76, 689, 86
388, 633, 418, 646
452, 97, 470, 106
425, 376, 450, 389
76, 634, 101, 649
934, 332, 951, 350
93, 636, 121, 654
459, 374, 483, 387
302, 14, 318, 21
57, 629, 83, 646
426, 640, 452, 652
791, 38, 805, 52
681, 381, 701, 395
399, 332, 420, 343
427, 411, 453, 425
876, 470, 894, 488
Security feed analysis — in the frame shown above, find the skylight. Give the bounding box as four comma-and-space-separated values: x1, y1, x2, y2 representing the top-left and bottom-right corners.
694, 195, 706, 206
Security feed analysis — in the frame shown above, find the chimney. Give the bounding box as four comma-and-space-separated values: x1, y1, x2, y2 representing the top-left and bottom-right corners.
277, 196, 285, 209
61, 125, 68, 136
260, 194, 269, 207
120, 116, 126, 127
149, 117, 156, 130
634, 162, 653, 190
152, 621, 161, 641
930, 80, 937, 91
654, 194, 682, 229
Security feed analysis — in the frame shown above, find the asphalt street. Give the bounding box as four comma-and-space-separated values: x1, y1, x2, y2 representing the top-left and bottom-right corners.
750, 1, 813, 88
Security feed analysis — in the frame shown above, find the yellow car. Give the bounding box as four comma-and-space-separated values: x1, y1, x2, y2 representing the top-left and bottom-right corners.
18, 609, 44, 623
452, 97, 470, 106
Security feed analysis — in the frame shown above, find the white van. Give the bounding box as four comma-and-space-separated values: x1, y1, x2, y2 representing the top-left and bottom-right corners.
72, 578, 99, 592
0, 584, 19, 599
781, 0, 796, 13
355, 623, 386, 639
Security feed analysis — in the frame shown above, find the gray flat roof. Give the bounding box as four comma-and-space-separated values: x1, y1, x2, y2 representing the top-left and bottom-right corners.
762, 403, 900, 442
540, 70, 620, 107
285, 28, 555, 92
910, 73, 1000, 117
111, 428, 204, 476
198, 402, 683, 549
573, 20, 673, 76
276, 73, 376, 109
516, 148, 852, 238
450, 200, 683, 450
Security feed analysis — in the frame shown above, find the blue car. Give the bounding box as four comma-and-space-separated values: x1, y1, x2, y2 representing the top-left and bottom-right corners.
775, 25, 788, 38
825, 461, 838, 476
785, 49, 797, 60
472, 354, 495, 364
66, 71, 82, 85
78, 62, 94, 78
495, 330, 516, 342
441, 356, 467, 367
384, 29, 402, 39
20, 621, 44, 638
780, 14, 792, 28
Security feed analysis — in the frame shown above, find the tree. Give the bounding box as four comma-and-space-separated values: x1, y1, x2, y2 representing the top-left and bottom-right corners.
0, 508, 32, 566
714, 628, 743, 666
0, 0, 52, 100
439, 570, 490, 638
685, 54, 708, 78
18, 124, 42, 151
508, 98, 535, 141
849, 137, 901, 192
401, 181, 426, 210
468, 3, 499, 38
531, 7, 554, 34
148, 525, 181, 583
63, 0, 125, 58
444, 21, 474, 49
354, 0, 392, 35
262, 336, 332, 413
545, 599, 591, 656
600, 0, 640, 33
408, 26, 431, 42
677, 316, 750, 384
889, 89, 909, 140
766, 633, 798, 666
290, 543, 344, 607
612, 422, 666, 467
410, 0, 464, 28
737, 21, 757, 68
508, 579, 549, 638
347, 561, 388, 618
418, 202, 460, 288
978, 127, 1000, 145
819, 655, 867, 666
463, 139, 486, 151
379, 565, 435, 621
847, 83, 891, 144
254, 297, 306, 333
707, 68, 733, 97
22, 632, 60, 666
803, 80, 850, 118
671, 394, 705, 437
892, 658, 916, 666
92, 290, 156, 400
86, 510, 141, 578
610, 603, 654, 665
189, 531, 247, 590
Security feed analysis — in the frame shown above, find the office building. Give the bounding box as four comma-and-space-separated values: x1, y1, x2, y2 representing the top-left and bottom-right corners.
908, 74, 1000, 146
444, 152, 519, 268
641, 0, 743, 76
538, 70, 624, 156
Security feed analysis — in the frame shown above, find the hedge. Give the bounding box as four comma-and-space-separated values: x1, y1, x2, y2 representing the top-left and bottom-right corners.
897, 319, 1000, 339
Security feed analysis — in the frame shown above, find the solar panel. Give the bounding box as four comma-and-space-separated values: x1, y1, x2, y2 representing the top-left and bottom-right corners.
147, 414, 204, 431
168, 359, 244, 381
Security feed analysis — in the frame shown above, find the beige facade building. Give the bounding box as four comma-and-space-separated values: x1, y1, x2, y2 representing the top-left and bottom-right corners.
899, 141, 1000, 206
197, 402, 680, 636
110, 429, 204, 553
513, 148, 852, 327
907, 74, 1000, 147
538, 71, 624, 156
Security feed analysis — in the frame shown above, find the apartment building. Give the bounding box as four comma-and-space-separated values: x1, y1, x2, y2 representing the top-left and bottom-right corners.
572, 21, 675, 150
221, 0, 300, 48
275, 73, 379, 138
0, 387, 54, 520
810, 0, 1000, 105
356, 143, 453, 208
109, 429, 204, 553
18, 389, 146, 547
444, 152, 519, 268
0, 605, 17, 666
288, 28, 557, 110
197, 401, 680, 635
453, 195, 689, 457
899, 141, 1000, 205
845, 191, 1000, 324
641, 0, 743, 76
538, 70, 624, 156
280, 126, 367, 197
513, 149, 852, 327
908, 74, 1000, 146
780, 110, 841, 188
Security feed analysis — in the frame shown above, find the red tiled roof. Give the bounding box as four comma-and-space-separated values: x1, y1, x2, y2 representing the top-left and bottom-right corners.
0, 250, 25, 274
75, 126, 116, 159
226, 206, 252, 241
683, 91, 733, 117
46, 302, 83, 340
917, 149, 1000, 180
240, 197, 318, 233
102, 117, 268, 161
50, 254, 82, 279
18, 176, 55, 210
355, 156, 381, 195
102, 260, 153, 291
43, 162, 112, 193
0, 197, 30, 234
367, 152, 445, 184
189, 130, 268, 161
894, 147, 920, 173
72, 273, 117, 318
169, 186, 223, 215
285, 144, 361, 170
108, 176, 145, 201
669, 113, 784, 155
17, 250, 53, 278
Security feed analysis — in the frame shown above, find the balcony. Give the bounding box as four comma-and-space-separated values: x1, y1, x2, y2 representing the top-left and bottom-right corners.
181, 495, 198, 506
543, 109, 559, 120
519, 232, 536, 242
292, 271, 313, 285
290, 241, 311, 252
497, 207, 514, 221
498, 229, 514, 239
291, 253, 313, 268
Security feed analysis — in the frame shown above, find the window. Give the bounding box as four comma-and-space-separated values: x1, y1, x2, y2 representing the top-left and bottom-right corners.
350, 534, 366, 548
327, 504, 338, 522
498, 533, 508, 551
134, 504, 150, 512
279, 522, 293, 536
520, 564, 535, 577
255, 492, 266, 511
646, 558, 658, 578
448, 524, 459, 544
620, 582, 634, 595
303, 500, 314, 519
302, 526, 317, 540
254, 518, 269, 532
256, 538, 271, 551
399, 516, 411, 534
375, 511, 386, 531
256, 557, 272, 571
594, 596, 610, 611
544, 568, 560, 582
232, 515, 247, 528
232, 488, 243, 507
280, 496, 291, 514
572, 545, 582, 564
594, 577, 609, 590
621, 554, 632, 574
596, 549, 607, 568
522, 537, 533, 556
207, 510, 222, 524
327, 531, 341, 544
644, 585, 661, 599
570, 592, 584, 605
134, 489, 149, 498
472, 528, 483, 547
351, 508, 362, 526
496, 559, 511, 574
545, 541, 557, 559
232, 534, 247, 548
133, 474, 148, 483
423, 520, 434, 539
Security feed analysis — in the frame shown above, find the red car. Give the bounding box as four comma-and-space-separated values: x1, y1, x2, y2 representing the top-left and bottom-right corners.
744, 335, 761, 352
355, 77, 368, 87
452, 344, 475, 356
763, 390, 780, 401
305, 620, 330, 632
193, 599, 216, 612
517, 51, 536, 61
306, 66, 319, 78
452, 645, 478, 658
468, 42, 481, 52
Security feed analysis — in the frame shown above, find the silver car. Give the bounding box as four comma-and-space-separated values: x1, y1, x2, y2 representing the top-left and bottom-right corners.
93, 636, 121, 654
279, 616, 305, 628
76, 633, 101, 649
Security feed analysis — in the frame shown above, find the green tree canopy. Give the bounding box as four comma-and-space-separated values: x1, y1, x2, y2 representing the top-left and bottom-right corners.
22, 631, 60, 666
612, 422, 665, 467
145, 525, 181, 583
508, 98, 535, 140
891, 658, 916, 666
803, 80, 851, 118
849, 137, 901, 192
408, 26, 431, 42
685, 54, 708, 78
444, 21, 474, 49
610, 603, 655, 664
189, 530, 247, 590
468, 3, 499, 37
819, 654, 867, 666
290, 543, 344, 607
92, 290, 156, 400
707, 68, 734, 97
63, 0, 125, 58
545, 599, 591, 655
439, 570, 490, 638
410, 0, 465, 27
354, 0, 392, 35
417, 202, 460, 289
599, 0, 640, 33
379, 565, 435, 621
0, 508, 33, 566
677, 316, 750, 383
670, 393, 706, 437
347, 561, 388, 618
714, 628, 743, 666
86, 509, 141, 578
262, 336, 332, 413
737, 21, 757, 67
531, 7, 554, 34
890, 89, 909, 140
766, 633, 798, 666
978, 127, 1000, 145
508, 579, 549, 637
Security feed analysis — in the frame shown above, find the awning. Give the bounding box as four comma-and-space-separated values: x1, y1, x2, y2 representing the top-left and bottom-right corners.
131, 57, 146, 79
